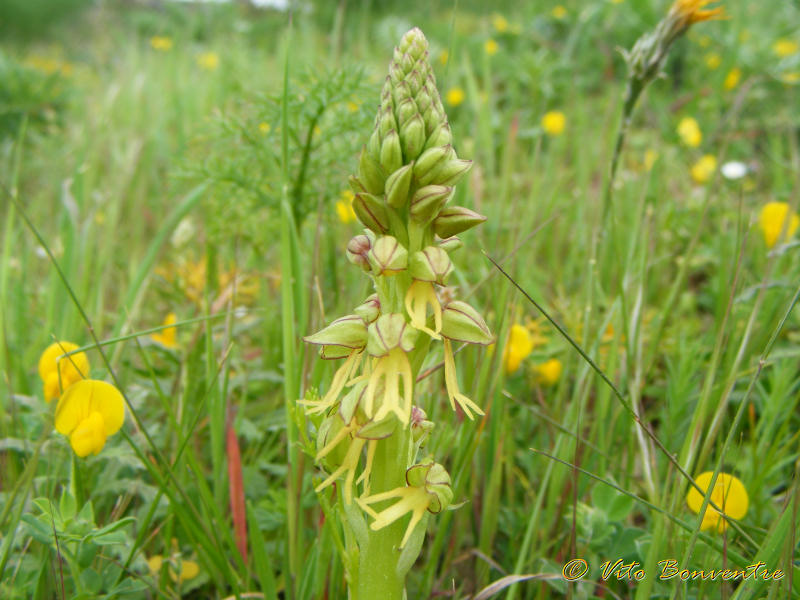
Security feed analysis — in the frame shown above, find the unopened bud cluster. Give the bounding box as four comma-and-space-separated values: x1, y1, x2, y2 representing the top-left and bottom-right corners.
302, 28, 492, 552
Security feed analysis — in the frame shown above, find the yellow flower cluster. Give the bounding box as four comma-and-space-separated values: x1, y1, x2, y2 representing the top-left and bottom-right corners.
196, 51, 219, 71
39, 342, 125, 457
150, 36, 173, 52
677, 117, 702, 148
541, 110, 566, 136
690, 154, 717, 184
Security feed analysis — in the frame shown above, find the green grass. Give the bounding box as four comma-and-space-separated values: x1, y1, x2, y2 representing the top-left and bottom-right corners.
1, 0, 799, 598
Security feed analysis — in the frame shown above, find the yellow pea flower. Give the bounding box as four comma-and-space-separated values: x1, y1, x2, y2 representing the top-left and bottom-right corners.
484, 39, 499, 56
759, 202, 800, 249
773, 38, 799, 58
492, 14, 509, 33
552, 5, 568, 19
686, 471, 748, 533
54, 379, 125, 457
336, 190, 357, 224
38, 341, 90, 402
723, 67, 741, 90
503, 324, 534, 374
148, 554, 201, 583
445, 87, 465, 107
150, 36, 173, 52
534, 358, 563, 386
541, 110, 566, 136
151, 313, 178, 348
690, 154, 717, 184
197, 51, 219, 71
677, 117, 702, 148
258, 122, 271, 134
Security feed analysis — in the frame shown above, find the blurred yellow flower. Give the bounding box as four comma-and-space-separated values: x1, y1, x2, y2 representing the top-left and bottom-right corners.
148, 554, 201, 583
39, 341, 89, 402
503, 324, 534, 374
541, 110, 566, 136
780, 71, 800, 84
723, 67, 741, 90
759, 202, 799, 249
686, 471, 748, 533
738, 29, 750, 43
644, 149, 659, 171
438, 50, 449, 66
551, 5, 568, 19
669, 0, 725, 28
259, 122, 271, 134
446, 87, 465, 107
55, 380, 125, 457
492, 14, 509, 33
150, 36, 173, 52
197, 51, 219, 71
704, 52, 721, 69
151, 313, 178, 348
347, 100, 360, 112
690, 154, 717, 184
697, 35, 712, 48
25, 56, 73, 76
484, 39, 499, 56
677, 117, 702, 147
336, 190, 357, 224
534, 358, 563, 386
773, 38, 799, 58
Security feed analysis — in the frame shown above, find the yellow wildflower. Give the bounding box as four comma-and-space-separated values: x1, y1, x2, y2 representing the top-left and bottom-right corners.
258, 122, 271, 134
150, 36, 173, 52
677, 117, 702, 148
551, 5, 568, 19
773, 39, 799, 58
54, 380, 125, 457
503, 324, 534, 374
38, 341, 90, 402
445, 87, 465, 107
492, 14, 509, 33
534, 358, 563, 386
438, 50, 449, 66
697, 35, 712, 48
644, 149, 659, 171
780, 71, 800, 84
347, 100, 360, 112
759, 202, 800, 249
686, 471, 748, 533
148, 554, 201, 583
541, 110, 566, 136
690, 154, 717, 184
669, 0, 725, 29
336, 190, 357, 224
723, 67, 741, 90
484, 39, 499, 56
151, 313, 178, 348
704, 52, 721, 69
196, 51, 219, 71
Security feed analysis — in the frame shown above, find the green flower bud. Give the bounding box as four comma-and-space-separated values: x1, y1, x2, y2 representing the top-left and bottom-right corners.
358, 147, 387, 195
407, 69, 424, 96
409, 246, 453, 285
409, 185, 452, 225
416, 85, 432, 113
401, 114, 426, 162
440, 300, 493, 345
398, 27, 428, 61
393, 80, 412, 104
380, 130, 403, 174
424, 122, 452, 151
385, 163, 414, 209
405, 461, 453, 514
429, 158, 472, 187
346, 234, 372, 271
378, 107, 397, 140
410, 406, 434, 444
353, 294, 381, 324
433, 206, 486, 238
304, 315, 368, 350
367, 313, 418, 357
437, 235, 463, 253
367, 128, 382, 159
413, 145, 451, 185
348, 175, 368, 194
353, 192, 390, 234
396, 97, 418, 126
367, 235, 408, 275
